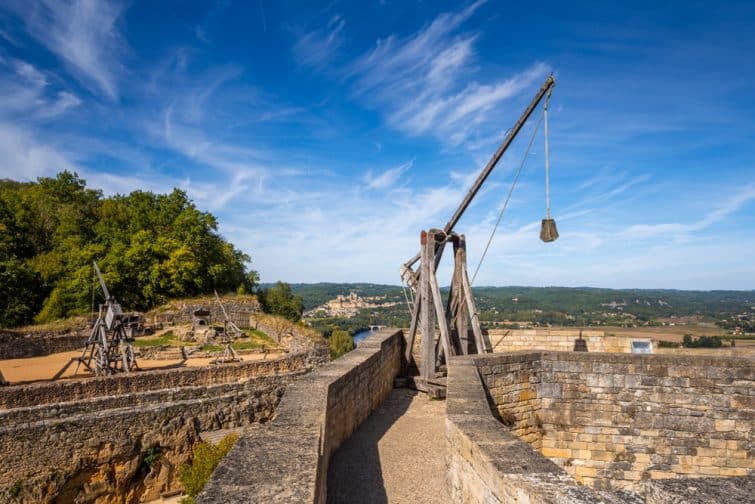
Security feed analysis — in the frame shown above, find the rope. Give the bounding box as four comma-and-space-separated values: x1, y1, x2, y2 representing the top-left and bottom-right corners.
401, 284, 414, 317
470, 107, 546, 285
544, 89, 553, 219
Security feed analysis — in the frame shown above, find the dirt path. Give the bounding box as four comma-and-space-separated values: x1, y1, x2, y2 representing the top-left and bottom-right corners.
0, 350, 283, 383
327, 388, 448, 504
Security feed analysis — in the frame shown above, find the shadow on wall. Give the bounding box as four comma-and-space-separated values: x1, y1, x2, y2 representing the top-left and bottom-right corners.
326, 389, 415, 504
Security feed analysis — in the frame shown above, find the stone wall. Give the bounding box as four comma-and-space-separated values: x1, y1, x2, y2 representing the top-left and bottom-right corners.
475, 352, 754, 492
446, 356, 633, 503
0, 328, 86, 359
0, 345, 326, 503
149, 297, 261, 329
487, 328, 644, 353
197, 329, 404, 503
475, 352, 545, 448
0, 353, 312, 409
0, 373, 297, 503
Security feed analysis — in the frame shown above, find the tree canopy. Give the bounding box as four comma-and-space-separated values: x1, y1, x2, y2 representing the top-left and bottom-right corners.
260, 282, 304, 322
328, 330, 354, 360
0, 171, 257, 326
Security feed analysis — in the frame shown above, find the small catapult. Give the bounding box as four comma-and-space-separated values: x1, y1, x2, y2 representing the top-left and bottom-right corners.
210, 290, 243, 364
401, 76, 558, 394
74, 261, 139, 376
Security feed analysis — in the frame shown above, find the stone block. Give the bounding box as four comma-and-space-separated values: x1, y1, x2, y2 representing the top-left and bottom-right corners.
715, 419, 735, 432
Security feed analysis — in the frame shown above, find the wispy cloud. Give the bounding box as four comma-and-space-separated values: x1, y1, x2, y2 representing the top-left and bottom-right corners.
618, 184, 755, 240
364, 160, 412, 190
345, 1, 549, 146
4, 0, 125, 99
0, 122, 78, 180
293, 14, 346, 70
195, 0, 233, 44
0, 57, 82, 120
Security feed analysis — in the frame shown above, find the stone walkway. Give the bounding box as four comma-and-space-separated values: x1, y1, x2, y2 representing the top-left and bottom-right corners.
327, 388, 449, 504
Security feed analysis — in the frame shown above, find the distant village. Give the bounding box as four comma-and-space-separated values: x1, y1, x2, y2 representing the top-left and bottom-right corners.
304, 291, 400, 319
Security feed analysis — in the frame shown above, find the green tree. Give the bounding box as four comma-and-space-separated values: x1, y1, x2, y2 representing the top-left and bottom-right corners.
329, 330, 354, 360
0, 259, 44, 326
261, 282, 304, 322
0, 172, 258, 326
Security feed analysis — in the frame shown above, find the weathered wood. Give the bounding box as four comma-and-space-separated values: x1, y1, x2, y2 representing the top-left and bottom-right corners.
76, 261, 138, 376
428, 254, 452, 362
419, 230, 436, 381
453, 238, 471, 353
404, 294, 421, 369
405, 376, 446, 399
459, 244, 487, 353
215, 290, 243, 335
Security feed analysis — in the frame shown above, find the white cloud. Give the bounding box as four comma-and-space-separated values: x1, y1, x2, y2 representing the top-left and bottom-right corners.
293, 14, 346, 70
618, 184, 755, 240
0, 58, 82, 120
0, 122, 78, 179
4, 0, 125, 99
364, 160, 412, 190
345, 0, 548, 146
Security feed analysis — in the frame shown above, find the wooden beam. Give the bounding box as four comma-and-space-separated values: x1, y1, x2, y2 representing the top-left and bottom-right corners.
428, 252, 452, 362
453, 239, 470, 354
419, 230, 436, 380
459, 235, 488, 353
404, 294, 421, 370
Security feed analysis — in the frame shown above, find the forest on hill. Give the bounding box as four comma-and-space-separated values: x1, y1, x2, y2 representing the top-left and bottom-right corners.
0, 171, 257, 327
288, 283, 754, 334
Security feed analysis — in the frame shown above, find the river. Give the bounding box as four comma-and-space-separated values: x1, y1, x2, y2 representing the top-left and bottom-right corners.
352, 328, 378, 346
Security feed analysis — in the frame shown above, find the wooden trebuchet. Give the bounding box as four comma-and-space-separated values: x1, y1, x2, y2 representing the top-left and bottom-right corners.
211, 291, 243, 364
74, 261, 138, 376
401, 76, 556, 392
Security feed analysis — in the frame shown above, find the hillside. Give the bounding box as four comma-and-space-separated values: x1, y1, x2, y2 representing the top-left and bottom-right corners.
288, 283, 754, 333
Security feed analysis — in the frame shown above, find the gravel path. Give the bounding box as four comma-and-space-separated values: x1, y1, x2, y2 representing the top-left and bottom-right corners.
327, 388, 449, 504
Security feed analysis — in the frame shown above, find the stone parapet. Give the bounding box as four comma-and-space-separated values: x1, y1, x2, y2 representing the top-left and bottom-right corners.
486, 329, 641, 353
465, 351, 754, 497
446, 356, 631, 503
0, 352, 312, 409
0, 328, 86, 359
197, 329, 404, 504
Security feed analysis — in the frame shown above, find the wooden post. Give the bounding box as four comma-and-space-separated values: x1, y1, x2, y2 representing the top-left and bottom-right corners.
419, 230, 436, 381
404, 294, 421, 370
453, 238, 471, 353
459, 235, 489, 353
428, 249, 452, 364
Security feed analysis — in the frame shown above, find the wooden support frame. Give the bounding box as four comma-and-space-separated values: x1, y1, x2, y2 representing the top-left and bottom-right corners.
404, 230, 492, 385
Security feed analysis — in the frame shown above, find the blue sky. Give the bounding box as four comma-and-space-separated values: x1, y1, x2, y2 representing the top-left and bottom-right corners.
0, 0, 753, 289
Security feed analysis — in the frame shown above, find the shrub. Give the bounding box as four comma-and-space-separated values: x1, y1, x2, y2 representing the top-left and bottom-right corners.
9, 480, 22, 498
139, 445, 162, 477
329, 330, 354, 360
179, 434, 238, 504
657, 340, 680, 348
682, 334, 722, 348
